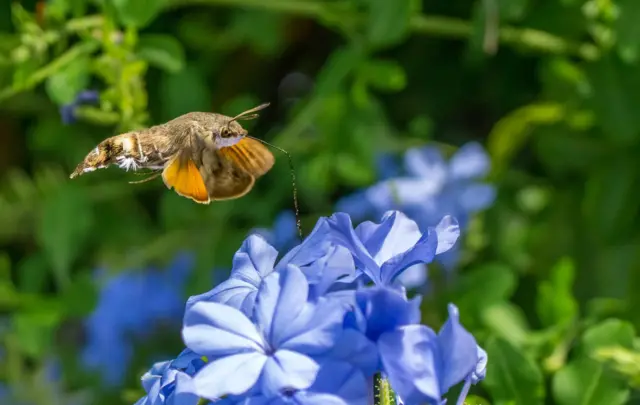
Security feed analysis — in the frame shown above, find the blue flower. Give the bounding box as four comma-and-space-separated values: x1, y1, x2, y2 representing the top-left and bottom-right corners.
82, 254, 194, 386
336, 142, 495, 272
377, 304, 485, 405
181, 265, 349, 401
60, 90, 100, 125
134, 350, 203, 405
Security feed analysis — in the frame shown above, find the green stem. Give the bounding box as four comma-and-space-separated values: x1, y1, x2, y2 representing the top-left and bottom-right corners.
168, 0, 325, 17
65, 15, 105, 33
0, 41, 99, 103
168, 0, 600, 60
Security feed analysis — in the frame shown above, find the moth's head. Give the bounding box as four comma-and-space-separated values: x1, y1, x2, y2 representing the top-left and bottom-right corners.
219, 102, 271, 140
219, 120, 248, 139
69, 140, 115, 178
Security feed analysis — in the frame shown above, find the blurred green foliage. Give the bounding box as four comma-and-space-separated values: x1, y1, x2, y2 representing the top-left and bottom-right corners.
1, 0, 640, 404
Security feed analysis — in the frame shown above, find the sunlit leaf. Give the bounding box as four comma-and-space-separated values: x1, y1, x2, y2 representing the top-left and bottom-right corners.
553, 357, 629, 405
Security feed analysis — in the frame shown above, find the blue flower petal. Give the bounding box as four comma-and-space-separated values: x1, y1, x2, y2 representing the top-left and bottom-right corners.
335, 191, 375, 224
182, 302, 265, 356
456, 183, 496, 213
434, 215, 460, 255
449, 142, 490, 180
192, 353, 267, 400
320, 328, 379, 376
355, 211, 423, 266
186, 235, 277, 316
254, 265, 310, 345
470, 345, 488, 384
279, 296, 346, 356
379, 227, 437, 285
404, 146, 447, 181
277, 217, 336, 270
261, 350, 320, 397
356, 287, 421, 341
378, 325, 440, 405
436, 304, 479, 393
170, 372, 200, 405
308, 360, 368, 405
303, 245, 355, 298
396, 264, 428, 290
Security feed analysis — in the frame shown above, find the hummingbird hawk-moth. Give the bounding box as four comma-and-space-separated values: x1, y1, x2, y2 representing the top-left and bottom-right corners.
70, 103, 277, 204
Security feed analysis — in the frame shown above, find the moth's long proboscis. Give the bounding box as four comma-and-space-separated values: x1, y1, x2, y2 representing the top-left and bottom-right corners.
247, 135, 303, 239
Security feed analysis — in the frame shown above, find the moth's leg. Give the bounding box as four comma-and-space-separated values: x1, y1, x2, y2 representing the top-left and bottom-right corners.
131, 170, 160, 176
129, 170, 162, 184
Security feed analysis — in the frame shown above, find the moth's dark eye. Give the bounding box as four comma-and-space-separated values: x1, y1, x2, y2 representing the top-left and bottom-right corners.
220, 127, 230, 138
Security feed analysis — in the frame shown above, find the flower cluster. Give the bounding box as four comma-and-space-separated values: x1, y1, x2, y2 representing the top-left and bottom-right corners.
83, 254, 194, 386
335, 143, 496, 288
133, 211, 486, 405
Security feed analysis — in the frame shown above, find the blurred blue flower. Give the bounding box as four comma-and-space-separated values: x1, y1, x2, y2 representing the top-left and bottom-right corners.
336, 142, 496, 274
82, 254, 194, 386
134, 350, 203, 405
60, 90, 100, 125
181, 265, 349, 401
252, 210, 300, 252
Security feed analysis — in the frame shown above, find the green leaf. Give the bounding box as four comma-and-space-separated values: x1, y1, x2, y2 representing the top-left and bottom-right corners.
335, 153, 374, 186
60, 272, 98, 317
584, 55, 640, 144
454, 263, 517, 318
359, 59, 407, 92
366, 0, 412, 48
582, 319, 635, 353
487, 103, 565, 176
17, 253, 49, 293
13, 308, 62, 357
112, 0, 167, 28
582, 155, 640, 242
553, 357, 630, 405
481, 302, 532, 348
228, 11, 285, 56
137, 34, 186, 74
44, 56, 91, 105
36, 183, 94, 290
483, 336, 545, 405
536, 256, 578, 327
614, 0, 640, 62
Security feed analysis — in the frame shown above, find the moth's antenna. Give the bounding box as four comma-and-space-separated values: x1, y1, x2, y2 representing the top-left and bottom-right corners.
225, 102, 271, 132
248, 135, 303, 239
231, 102, 271, 123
